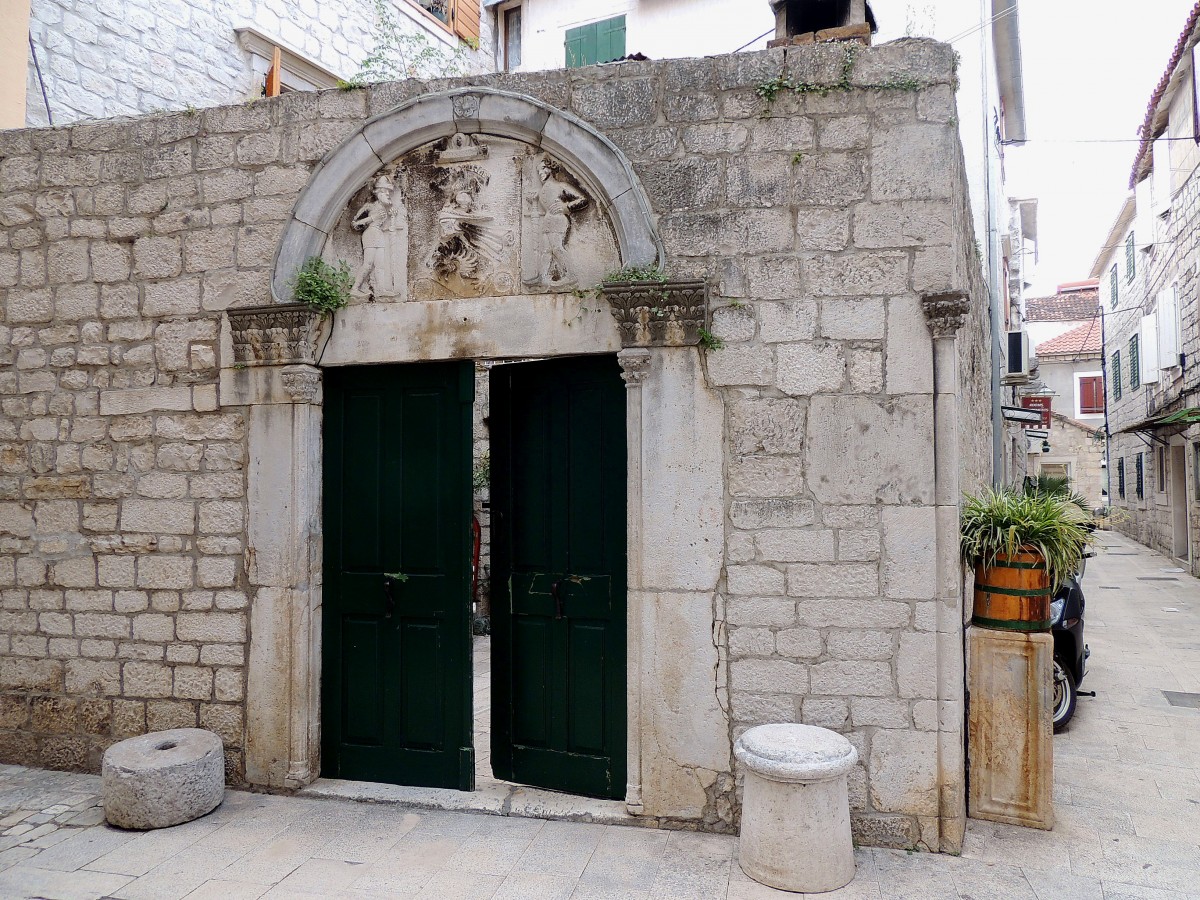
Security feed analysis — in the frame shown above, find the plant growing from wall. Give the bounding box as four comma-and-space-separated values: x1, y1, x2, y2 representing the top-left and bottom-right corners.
755, 42, 930, 115
697, 328, 724, 351
342, 0, 477, 86
472, 451, 490, 493
292, 256, 352, 317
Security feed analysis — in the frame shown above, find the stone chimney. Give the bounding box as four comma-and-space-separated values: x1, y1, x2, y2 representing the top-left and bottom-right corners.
768, 0, 876, 48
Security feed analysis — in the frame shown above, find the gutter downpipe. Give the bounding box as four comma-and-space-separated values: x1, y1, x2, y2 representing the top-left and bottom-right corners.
984, 6, 1003, 486
1100, 305, 1113, 507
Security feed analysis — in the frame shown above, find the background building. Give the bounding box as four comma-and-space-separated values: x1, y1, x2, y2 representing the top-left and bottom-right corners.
1023, 283, 1107, 506
1093, 4, 1200, 568
11, 0, 494, 129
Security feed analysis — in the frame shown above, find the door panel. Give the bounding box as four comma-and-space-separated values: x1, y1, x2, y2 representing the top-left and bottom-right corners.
490, 355, 627, 800
323, 362, 474, 789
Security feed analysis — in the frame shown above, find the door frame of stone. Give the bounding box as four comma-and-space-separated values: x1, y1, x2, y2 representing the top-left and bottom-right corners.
223, 88, 726, 817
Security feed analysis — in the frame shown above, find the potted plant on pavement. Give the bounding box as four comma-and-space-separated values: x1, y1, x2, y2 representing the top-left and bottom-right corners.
960, 488, 1093, 632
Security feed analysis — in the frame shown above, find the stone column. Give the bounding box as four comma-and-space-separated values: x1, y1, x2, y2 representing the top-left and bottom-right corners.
921, 292, 971, 852
243, 364, 324, 789
618, 347, 650, 815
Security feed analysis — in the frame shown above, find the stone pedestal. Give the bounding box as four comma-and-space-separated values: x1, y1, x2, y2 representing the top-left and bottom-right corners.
734, 724, 858, 893
967, 627, 1054, 830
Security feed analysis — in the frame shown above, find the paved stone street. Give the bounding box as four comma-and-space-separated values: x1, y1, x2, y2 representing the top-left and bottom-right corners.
0, 530, 1197, 899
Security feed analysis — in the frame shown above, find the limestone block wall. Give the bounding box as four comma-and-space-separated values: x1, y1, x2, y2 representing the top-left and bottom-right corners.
25, 0, 494, 128
1107, 163, 1200, 568
0, 41, 985, 849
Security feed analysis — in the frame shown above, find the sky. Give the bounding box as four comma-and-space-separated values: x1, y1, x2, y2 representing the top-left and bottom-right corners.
874, 0, 1198, 296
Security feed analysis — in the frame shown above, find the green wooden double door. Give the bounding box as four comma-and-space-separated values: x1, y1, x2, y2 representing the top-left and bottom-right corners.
322, 356, 627, 800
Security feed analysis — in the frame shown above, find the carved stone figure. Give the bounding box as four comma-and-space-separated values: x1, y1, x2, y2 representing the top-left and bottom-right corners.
430, 165, 504, 282
350, 172, 408, 301
523, 155, 589, 289
437, 132, 487, 164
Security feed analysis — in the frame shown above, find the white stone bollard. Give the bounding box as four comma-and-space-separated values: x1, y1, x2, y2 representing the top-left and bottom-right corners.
102, 728, 225, 830
734, 723, 858, 893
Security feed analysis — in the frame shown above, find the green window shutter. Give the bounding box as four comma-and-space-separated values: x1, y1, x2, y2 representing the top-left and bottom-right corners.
1110, 264, 1118, 308
1117, 457, 1125, 499
1126, 232, 1136, 282
597, 15, 626, 62
1130, 335, 1140, 389
1112, 351, 1121, 400
565, 15, 626, 67
1136, 453, 1144, 499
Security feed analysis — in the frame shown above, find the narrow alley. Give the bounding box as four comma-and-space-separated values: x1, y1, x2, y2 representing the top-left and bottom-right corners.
0, 532, 1195, 900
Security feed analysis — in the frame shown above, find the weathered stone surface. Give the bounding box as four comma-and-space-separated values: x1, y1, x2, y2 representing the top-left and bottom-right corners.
102, 728, 224, 829
735, 724, 857, 892
0, 49, 982, 849
807, 396, 935, 504
967, 628, 1054, 830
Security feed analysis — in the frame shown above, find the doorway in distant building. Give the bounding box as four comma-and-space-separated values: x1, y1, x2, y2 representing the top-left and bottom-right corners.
1171, 441, 1190, 562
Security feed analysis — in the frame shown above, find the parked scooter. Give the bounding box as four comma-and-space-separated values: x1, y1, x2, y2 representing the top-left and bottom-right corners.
1050, 549, 1092, 731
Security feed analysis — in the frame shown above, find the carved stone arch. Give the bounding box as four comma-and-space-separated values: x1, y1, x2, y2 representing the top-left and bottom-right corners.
270, 87, 663, 301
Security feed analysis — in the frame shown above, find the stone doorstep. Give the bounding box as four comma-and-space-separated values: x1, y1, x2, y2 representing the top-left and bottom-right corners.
297, 777, 668, 830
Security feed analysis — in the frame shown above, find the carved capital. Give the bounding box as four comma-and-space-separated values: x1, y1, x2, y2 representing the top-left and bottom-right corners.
280, 365, 321, 404
618, 349, 652, 387
228, 303, 325, 366
921, 292, 971, 338
603, 280, 709, 348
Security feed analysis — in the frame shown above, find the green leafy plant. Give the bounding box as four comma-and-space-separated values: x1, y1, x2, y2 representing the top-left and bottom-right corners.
960, 488, 1093, 590
1023, 474, 1091, 514
755, 43, 927, 116
472, 451, 490, 493
383, 572, 409, 582
698, 328, 724, 352
292, 257, 351, 317
353, 0, 475, 83
603, 264, 667, 284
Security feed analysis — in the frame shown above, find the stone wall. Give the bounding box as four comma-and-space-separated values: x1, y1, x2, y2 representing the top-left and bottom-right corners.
1106, 153, 1200, 571
25, 0, 493, 127
0, 41, 985, 849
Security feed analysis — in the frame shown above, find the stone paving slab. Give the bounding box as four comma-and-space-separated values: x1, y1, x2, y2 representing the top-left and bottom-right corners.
0, 533, 1197, 898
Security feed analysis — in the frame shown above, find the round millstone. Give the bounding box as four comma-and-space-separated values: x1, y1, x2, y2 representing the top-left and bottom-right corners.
102, 728, 225, 830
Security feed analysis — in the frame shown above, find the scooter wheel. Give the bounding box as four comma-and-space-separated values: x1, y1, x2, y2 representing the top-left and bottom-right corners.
1052, 654, 1077, 732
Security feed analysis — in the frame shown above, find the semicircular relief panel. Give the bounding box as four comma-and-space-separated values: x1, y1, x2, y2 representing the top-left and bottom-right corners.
322, 133, 621, 304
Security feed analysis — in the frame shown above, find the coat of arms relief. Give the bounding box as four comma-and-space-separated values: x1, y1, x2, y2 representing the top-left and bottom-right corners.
324, 133, 620, 303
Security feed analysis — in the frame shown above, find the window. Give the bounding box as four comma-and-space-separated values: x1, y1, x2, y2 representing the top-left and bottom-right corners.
565, 15, 626, 68
1110, 263, 1119, 308
1111, 350, 1122, 400
1194, 444, 1200, 500
1130, 335, 1141, 389
1077, 374, 1104, 416
1126, 231, 1136, 282
1118, 457, 1126, 500
503, 5, 522, 71
1158, 447, 1168, 492
410, 0, 480, 43
416, 0, 450, 24
1136, 452, 1145, 500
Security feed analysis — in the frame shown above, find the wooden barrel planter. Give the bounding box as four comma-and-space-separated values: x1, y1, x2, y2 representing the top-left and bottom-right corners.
972, 549, 1052, 632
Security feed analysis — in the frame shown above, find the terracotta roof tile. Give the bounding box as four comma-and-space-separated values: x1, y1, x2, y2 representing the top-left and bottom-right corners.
1035, 320, 1103, 356
1024, 289, 1099, 323
1131, 2, 1200, 188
